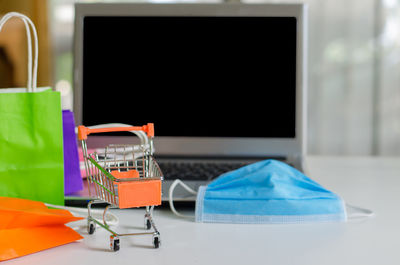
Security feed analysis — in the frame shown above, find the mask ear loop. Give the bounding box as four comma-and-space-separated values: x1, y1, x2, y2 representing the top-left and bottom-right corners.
45, 203, 119, 227
345, 203, 375, 222
169, 179, 197, 219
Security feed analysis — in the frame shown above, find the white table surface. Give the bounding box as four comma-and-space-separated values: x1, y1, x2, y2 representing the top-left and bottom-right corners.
4, 156, 400, 265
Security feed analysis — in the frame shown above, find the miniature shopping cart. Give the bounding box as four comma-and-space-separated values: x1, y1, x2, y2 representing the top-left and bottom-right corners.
77, 123, 163, 251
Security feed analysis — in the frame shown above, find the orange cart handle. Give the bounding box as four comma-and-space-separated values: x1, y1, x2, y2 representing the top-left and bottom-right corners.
78, 123, 154, 140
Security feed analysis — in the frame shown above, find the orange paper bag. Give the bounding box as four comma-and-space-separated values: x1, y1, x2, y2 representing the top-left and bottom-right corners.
0, 197, 84, 261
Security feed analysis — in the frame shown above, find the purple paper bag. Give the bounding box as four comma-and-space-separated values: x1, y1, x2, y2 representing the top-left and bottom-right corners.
62, 110, 83, 195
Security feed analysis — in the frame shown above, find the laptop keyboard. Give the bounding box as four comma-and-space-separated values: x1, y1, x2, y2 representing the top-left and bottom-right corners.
158, 161, 250, 181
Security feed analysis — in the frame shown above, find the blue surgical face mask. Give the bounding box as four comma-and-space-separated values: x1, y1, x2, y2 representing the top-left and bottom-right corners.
169, 159, 373, 224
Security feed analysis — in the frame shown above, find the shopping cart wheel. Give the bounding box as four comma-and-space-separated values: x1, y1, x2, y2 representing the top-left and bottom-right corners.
145, 218, 151, 230
87, 221, 96, 235
110, 235, 120, 252
152, 233, 161, 248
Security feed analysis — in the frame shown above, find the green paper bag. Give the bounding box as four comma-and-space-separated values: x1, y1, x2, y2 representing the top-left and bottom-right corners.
0, 12, 64, 205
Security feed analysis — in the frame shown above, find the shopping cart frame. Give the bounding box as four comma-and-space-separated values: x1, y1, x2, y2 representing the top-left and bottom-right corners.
78, 123, 163, 251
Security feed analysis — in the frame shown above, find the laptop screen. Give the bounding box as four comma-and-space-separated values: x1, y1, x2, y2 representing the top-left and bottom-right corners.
82, 16, 297, 138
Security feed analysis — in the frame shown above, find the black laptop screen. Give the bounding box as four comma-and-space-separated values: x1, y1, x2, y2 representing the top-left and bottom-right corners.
82, 16, 297, 138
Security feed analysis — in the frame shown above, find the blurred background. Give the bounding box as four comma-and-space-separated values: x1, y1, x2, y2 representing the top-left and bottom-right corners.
0, 0, 399, 156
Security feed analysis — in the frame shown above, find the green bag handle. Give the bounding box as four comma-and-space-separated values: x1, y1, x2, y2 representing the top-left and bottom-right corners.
0, 12, 38, 92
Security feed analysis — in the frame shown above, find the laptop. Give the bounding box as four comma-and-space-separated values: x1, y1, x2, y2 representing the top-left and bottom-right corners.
71, 3, 307, 202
